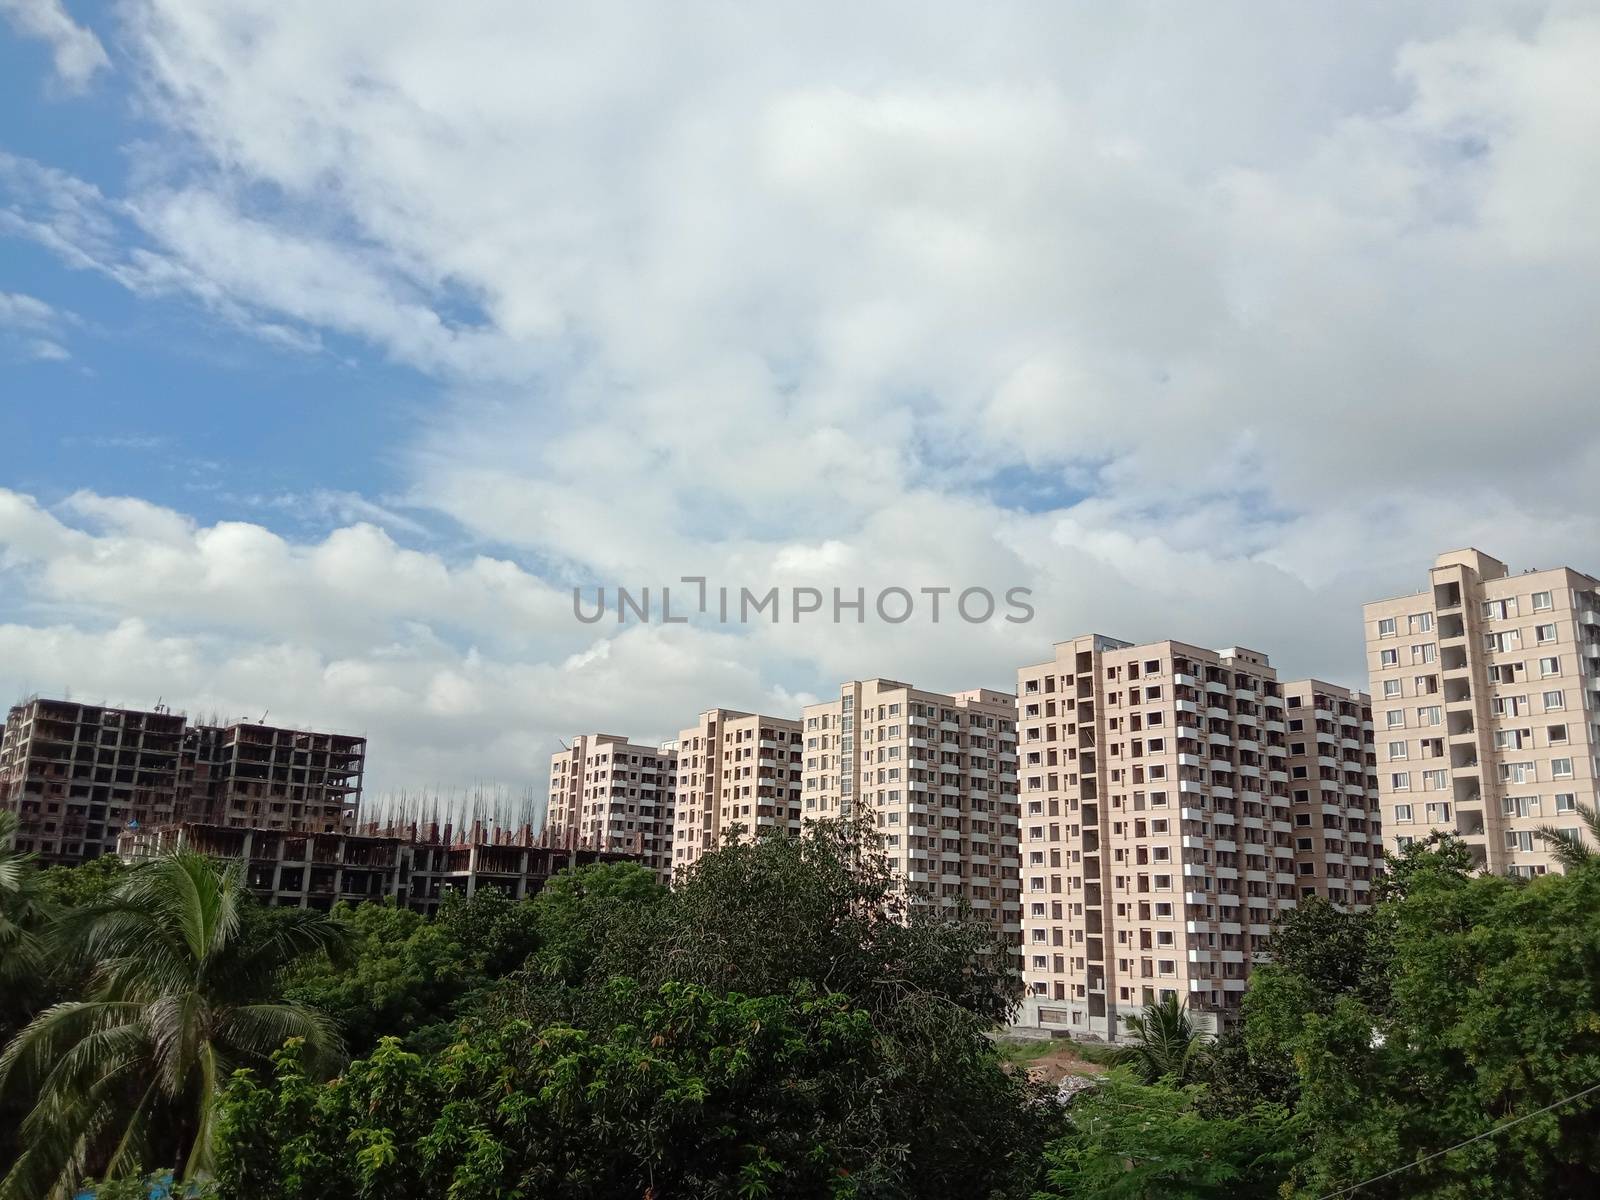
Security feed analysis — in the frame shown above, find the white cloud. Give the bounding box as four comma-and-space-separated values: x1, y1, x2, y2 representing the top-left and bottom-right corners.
0, 288, 75, 362
4, 3, 1600, 806
0, 0, 109, 92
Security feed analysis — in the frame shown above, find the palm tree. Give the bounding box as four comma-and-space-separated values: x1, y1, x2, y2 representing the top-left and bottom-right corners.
0, 850, 349, 1199
0, 810, 48, 989
1111, 992, 1212, 1085
1536, 801, 1600, 871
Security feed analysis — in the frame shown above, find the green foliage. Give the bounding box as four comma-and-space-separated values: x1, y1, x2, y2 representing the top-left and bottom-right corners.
1245, 844, 1600, 1198
280, 901, 470, 1056
1110, 994, 1212, 1086
0, 811, 50, 1016
1036, 1074, 1299, 1199
1535, 801, 1600, 872
37, 853, 133, 909
212, 821, 1051, 1199
570, 818, 1018, 1027
281, 865, 664, 1056
216, 977, 1038, 1200
0, 851, 348, 1200
523, 859, 666, 984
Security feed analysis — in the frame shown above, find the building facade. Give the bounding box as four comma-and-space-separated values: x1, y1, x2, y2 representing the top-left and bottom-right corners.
1364, 549, 1600, 876
670, 709, 803, 874
0, 697, 365, 865
800, 678, 1022, 952
1015, 635, 1367, 1041
1281, 681, 1383, 905
546, 733, 678, 883
118, 821, 633, 914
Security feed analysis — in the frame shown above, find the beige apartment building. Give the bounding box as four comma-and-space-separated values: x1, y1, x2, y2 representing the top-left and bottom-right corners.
800, 679, 1022, 953
546, 733, 678, 883
1015, 635, 1379, 1040
1364, 549, 1600, 876
1281, 682, 1383, 905
670, 708, 803, 873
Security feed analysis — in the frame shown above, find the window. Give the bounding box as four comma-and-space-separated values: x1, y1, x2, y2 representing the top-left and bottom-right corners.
1483, 598, 1517, 620
1416, 706, 1442, 726
1393, 804, 1413, 823
1388, 740, 1407, 760
1377, 617, 1397, 638
1502, 796, 1539, 817
1390, 772, 1411, 791
1383, 679, 1402, 698
1556, 793, 1577, 813
1424, 801, 1452, 823
1543, 690, 1566, 712
1501, 762, 1536, 784
1485, 630, 1520, 653
1537, 624, 1558, 644
1552, 758, 1574, 778
1548, 724, 1569, 744
1540, 657, 1561, 677
1506, 831, 1535, 853
1423, 769, 1448, 790
1411, 643, 1437, 664
1380, 648, 1399, 667
1408, 613, 1434, 634
1532, 591, 1554, 612
1386, 710, 1405, 729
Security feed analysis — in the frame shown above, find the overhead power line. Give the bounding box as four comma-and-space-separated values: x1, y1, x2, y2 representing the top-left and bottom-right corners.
1314, 1079, 1600, 1200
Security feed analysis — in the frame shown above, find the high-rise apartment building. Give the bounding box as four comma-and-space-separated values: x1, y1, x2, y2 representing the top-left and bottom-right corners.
0, 697, 365, 865
1281, 681, 1382, 905
670, 708, 803, 873
800, 678, 1022, 952
1015, 635, 1374, 1040
546, 733, 678, 883
1364, 549, 1600, 876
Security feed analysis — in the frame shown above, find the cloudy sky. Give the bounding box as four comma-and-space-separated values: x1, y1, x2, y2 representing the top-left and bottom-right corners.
2, 1, 1597, 814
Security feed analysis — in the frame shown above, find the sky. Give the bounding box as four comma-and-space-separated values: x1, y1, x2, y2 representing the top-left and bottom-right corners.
2, 1, 1598, 817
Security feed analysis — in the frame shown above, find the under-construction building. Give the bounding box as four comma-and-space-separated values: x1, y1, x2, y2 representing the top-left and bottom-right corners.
0, 696, 365, 866
118, 819, 634, 914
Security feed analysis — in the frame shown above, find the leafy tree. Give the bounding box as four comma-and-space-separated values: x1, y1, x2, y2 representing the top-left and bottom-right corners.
37, 854, 132, 909
1371, 830, 1475, 903
1036, 1073, 1299, 1199
581, 818, 1017, 1026
1110, 994, 1212, 1086
214, 821, 1053, 1199
1245, 843, 1600, 1198
1197, 1026, 1298, 1119
217, 978, 1042, 1200
280, 901, 472, 1056
281, 878, 633, 1057
523, 859, 666, 984
0, 852, 348, 1198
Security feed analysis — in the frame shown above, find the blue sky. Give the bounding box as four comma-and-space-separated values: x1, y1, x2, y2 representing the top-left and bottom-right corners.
2, 22, 425, 527
2, 1, 1597, 806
